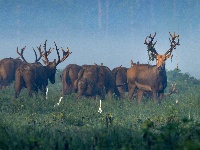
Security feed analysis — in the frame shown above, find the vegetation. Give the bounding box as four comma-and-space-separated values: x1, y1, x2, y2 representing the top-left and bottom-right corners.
0, 69, 200, 149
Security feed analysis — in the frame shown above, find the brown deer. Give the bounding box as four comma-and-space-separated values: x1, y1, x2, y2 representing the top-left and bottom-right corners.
61, 64, 83, 96
74, 64, 121, 100
0, 57, 23, 89
112, 66, 128, 98
14, 40, 71, 98
127, 32, 180, 103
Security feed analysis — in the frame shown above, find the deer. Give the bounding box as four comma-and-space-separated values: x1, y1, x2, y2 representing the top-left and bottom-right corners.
14, 40, 71, 98
127, 32, 180, 103
0, 57, 23, 89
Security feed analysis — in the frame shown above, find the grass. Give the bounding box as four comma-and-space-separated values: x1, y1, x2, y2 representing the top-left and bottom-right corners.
0, 69, 200, 149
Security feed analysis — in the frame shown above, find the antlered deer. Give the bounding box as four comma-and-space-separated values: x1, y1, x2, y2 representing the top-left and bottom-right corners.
14, 40, 71, 98
127, 32, 180, 103
0, 57, 23, 89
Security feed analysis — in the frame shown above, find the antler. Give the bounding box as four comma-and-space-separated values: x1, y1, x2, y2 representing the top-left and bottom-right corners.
43, 40, 54, 65
165, 32, 180, 56
16, 46, 28, 63
144, 32, 157, 46
33, 45, 44, 63
37, 40, 54, 65
168, 83, 178, 96
54, 42, 72, 66
144, 32, 158, 61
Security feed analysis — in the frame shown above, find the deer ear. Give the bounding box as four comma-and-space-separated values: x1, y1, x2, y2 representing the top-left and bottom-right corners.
131, 59, 134, 66
53, 59, 57, 65
42, 59, 48, 65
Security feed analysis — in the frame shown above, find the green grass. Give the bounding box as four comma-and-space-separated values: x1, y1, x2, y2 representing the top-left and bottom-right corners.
0, 69, 200, 149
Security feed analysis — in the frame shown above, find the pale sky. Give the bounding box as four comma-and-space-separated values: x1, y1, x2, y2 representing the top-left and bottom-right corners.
0, 0, 200, 79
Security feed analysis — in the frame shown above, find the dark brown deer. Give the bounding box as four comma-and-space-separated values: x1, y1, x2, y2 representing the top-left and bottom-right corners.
112, 66, 128, 98
127, 32, 180, 103
0, 57, 23, 89
61, 64, 82, 96
14, 40, 71, 98
74, 64, 121, 100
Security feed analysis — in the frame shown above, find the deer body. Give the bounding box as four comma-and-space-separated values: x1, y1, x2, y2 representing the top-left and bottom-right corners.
127, 64, 167, 102
14, 62, 57, 98
0, 58, 23, 89
61, 64, 83, 96
112, 66, 128, 98
14, 40, 71, 98
127, 32, 179, 103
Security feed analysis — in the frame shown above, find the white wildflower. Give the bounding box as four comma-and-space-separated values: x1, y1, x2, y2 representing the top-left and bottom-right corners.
189, 111, 190, 120
46, 87, 48, 99
54, 97, 63, 107
98, 100, 102, 113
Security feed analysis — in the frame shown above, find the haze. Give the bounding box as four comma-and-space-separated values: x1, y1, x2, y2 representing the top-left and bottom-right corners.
0, 0, 200, 79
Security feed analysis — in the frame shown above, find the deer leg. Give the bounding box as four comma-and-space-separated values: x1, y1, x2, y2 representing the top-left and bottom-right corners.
96, 85, 105, 100
158, 91, 164, 104
0, 80, 6, 90
137, 90, 144, 103
91, 95, 97, 100
128, 84, 136, 100
14, 86, 22, 98
69, 85, 73, 94
158, 90, 164, 99
114, 86, 121, 98
107, 89, 113, 100
27, 85, 33, 97
1, 85, 6, 90
39, 85, 46, 96
34, 87, 39, 98
4, 79, 10, 89
14, 78, 22, 98
152, 92, 158, 103
0, 77, 2, 88
76, 93, 81, 99
61, 82, 68, 96
119, 87, 125, 98
100, 91, 106, 100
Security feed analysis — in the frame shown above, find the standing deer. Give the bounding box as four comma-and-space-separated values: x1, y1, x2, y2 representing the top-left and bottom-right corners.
0, 57, 23, 89
61, 64, 83, 96
127, 32, 180, 103
14, 40, 71, 98
74, 64, 121, 100
112, 66, 128, 98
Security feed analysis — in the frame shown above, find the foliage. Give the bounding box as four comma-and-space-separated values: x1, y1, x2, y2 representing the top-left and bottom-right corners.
0, 69, 200, 149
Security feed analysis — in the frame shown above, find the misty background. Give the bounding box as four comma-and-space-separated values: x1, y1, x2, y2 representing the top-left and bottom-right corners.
0, 0, 200, 79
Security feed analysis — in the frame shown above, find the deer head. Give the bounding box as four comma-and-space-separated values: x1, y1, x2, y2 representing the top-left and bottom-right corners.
37, 40, 72, 84
144, 32, 180, 69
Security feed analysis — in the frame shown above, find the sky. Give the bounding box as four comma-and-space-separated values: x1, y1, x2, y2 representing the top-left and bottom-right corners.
0, 0, 200, 79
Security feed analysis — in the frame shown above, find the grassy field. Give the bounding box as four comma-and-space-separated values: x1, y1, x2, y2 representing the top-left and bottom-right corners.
0, 69, 200, 149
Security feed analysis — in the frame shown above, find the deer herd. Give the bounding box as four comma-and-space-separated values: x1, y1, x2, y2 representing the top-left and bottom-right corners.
0, 32, 180, 104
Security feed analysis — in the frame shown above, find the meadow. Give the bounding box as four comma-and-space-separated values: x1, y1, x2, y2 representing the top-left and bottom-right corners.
0, 69, 200, 149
